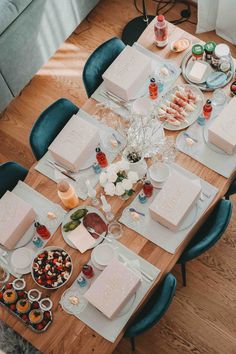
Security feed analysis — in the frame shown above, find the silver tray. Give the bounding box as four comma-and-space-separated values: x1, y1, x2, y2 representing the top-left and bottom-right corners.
181, 50, 234, 91
0, 283, 53, 333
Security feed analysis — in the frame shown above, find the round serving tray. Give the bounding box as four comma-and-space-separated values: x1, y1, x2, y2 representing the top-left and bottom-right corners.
181, 50, 234, 91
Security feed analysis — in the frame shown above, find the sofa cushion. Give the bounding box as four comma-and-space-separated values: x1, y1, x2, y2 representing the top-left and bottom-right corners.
0, 0, 33, 35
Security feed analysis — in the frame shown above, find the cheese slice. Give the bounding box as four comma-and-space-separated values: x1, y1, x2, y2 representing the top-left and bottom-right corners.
188, 61, 208, 82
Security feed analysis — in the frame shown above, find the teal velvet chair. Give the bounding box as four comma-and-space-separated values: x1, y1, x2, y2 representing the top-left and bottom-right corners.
124, 273, 176, 351
178, 199, 232, 287
0, 161, 28, 198
225, 181, 236, 199
29, 98, 79, 160
82, 37, 125, 98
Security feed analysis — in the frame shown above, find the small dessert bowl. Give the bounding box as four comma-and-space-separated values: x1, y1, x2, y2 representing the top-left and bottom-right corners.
28, 289, 42, 302
39, 298, 53, 311
149, 163, 169, 188
13, 278, 26, 291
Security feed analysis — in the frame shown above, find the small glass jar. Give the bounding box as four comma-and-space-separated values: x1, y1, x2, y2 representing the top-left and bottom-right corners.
204, 41, 216, 61
211, 43, 230, 68
219, 56, 231, 73
192, 44, 204, 60
82, 264, 94, 279
143, 180, 154, 198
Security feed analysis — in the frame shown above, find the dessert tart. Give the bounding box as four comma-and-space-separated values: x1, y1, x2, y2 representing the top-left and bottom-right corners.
29, 309, 44, 324
16, 299, 31, 314
3, 288, 17, 304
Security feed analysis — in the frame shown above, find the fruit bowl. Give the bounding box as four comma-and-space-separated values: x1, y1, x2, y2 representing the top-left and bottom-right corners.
31, 246, 73, 290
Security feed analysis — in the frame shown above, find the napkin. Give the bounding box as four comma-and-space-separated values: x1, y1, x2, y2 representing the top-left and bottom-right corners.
67, 224, 96, 253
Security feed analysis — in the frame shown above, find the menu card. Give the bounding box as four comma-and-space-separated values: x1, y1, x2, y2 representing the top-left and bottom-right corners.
84, 258, 141, 319
208, 97, 236, 154
48, 115, 100, 172
149, 170, 202, 231
0, 191, 36, 250
102, 45, 152, 100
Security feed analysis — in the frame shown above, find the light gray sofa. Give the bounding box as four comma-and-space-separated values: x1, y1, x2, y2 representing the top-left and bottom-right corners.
0, 0, 99, 112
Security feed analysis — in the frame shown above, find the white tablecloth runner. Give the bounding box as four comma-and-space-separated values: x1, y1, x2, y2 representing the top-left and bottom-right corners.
35, 109, 125, 200
176, 117, 236, 178
60, 239, 160, 343
119, 164, 218, 254
91, 42, 181, 119
0, 181, 66, 277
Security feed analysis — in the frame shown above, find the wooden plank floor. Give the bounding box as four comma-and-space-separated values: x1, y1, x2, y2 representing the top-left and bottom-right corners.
0, 1, 236, 353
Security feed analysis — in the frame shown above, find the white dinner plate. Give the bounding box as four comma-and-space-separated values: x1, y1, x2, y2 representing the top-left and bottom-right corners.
61, 206, 108, 250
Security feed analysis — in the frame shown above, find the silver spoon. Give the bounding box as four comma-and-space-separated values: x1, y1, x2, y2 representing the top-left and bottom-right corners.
129, 208, 145, 217
86, 227, 112, 243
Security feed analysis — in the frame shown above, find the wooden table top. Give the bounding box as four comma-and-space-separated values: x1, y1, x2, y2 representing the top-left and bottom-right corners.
1, 21, 234, 354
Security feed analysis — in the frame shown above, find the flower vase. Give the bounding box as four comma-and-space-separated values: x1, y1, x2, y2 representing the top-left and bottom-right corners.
128, 158, 147, 180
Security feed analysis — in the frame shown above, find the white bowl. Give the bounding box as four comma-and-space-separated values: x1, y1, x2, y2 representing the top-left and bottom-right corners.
92, 244, 117, 267
31, 246, 73, 290
149, 163, 169, 183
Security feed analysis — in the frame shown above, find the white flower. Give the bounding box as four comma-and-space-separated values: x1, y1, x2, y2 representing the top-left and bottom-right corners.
115, 182, 125, 196
118, 159, 130, 171
127, 171, 139, 183
107, 171, 117, 183
99, 172, 108, 186
104, 182, 116, 196
121, 178, 133, 191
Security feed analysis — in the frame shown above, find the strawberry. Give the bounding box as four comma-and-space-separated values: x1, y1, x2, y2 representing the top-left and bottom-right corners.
0, 292, 3, 299
33, 302, 39, 309
10, 304, 16, 311
36, 323, 44, 331
6, 283, 12, 289
44, 311, 51, 319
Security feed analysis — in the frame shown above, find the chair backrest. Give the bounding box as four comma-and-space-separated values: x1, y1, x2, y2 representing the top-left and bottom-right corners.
125, 273, 177, 338
179, 198, 232, 263
82, 37, 125, 98
29, 98, 79, 160
0, 162, 28, 198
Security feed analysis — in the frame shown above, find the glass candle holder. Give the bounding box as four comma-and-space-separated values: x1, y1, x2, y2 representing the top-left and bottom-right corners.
108, 221, 123, 240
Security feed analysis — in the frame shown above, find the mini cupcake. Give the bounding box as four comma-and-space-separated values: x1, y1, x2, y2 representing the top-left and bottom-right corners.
3, 289, 17, 304
29, 309, 43, 324
16, 299, 31, 314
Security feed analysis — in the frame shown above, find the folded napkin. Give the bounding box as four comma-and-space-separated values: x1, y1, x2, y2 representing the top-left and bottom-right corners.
67, 224, 96, 253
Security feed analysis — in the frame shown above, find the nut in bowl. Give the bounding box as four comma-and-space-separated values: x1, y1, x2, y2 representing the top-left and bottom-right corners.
31, 247, 73, 290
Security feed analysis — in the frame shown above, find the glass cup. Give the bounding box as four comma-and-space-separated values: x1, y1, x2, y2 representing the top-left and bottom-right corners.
108, 221, 123, 240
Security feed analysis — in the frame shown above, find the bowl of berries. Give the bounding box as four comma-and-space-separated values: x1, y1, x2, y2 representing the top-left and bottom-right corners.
31, 247, 73, 289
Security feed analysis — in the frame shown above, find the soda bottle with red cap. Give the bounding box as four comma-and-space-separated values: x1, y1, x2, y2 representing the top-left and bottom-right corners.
154, 15, 168, 48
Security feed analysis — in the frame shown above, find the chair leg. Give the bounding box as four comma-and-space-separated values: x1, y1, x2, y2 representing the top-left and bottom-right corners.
225, 194, 229, 200
181, 263, 187, 287
130, 337, 136, 351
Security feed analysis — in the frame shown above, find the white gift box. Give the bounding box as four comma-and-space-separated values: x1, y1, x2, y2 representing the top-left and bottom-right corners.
84, 258, 141, 319
102, 45, 152, 101
0, 191, 36, 250
149, 170, 202, 231
48, 115, 100, 172
208, 97, 236, 155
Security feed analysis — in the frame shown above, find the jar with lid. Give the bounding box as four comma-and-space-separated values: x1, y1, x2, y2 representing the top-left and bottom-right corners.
211, 43, 230, 68
154, 15, 168, 48
192, 44, 204, 60
204, 41, 216, 61
219, 56, 231, 73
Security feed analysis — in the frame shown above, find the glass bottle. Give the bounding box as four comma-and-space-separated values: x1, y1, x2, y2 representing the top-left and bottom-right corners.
154, 15, 168, 47
101, 195, 114, 221
149, 78, 158, 100
143, 180, 154, 198
203, 99, 213, 119
86, 180, 100, 207
57, 181, 79, 209
82, 264, 94, 279
95, 147, 108, 168
34, 222, 51, 240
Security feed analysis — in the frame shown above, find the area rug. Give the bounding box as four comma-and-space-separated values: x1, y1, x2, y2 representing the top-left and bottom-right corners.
0, 321, 40, 354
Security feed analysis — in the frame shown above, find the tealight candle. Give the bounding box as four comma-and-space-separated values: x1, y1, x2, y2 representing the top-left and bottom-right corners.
77, 275, 87, 287
138, 191, 148, 204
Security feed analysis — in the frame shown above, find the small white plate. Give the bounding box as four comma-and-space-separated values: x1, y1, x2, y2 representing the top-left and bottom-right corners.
92, 244, 117, 267
149, 163, 169, 184
203, 122, 228, 155
10, 247, 35, 274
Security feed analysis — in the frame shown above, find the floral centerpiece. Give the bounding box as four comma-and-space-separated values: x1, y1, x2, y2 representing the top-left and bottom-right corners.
99, 159, 139, 198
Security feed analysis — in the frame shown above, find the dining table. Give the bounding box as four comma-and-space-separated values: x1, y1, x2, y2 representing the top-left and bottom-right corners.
0, 20, 235, 354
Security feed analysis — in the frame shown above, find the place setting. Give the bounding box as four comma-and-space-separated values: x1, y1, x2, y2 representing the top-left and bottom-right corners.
35, 109, 126, 200
60, 237, 160, 343
92, 42, 181, 119
0, 181, 66, 277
